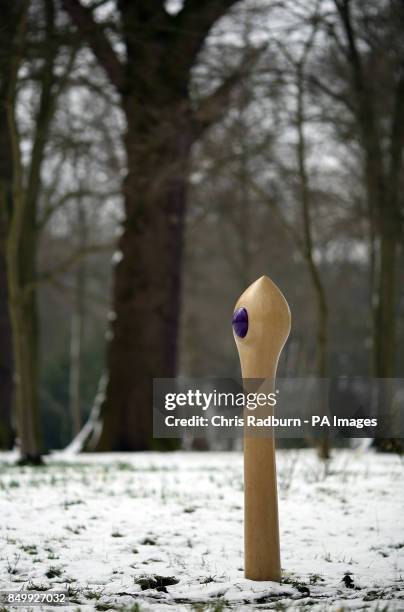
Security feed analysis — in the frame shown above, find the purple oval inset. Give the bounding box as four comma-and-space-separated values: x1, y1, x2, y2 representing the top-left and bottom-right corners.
232, 307, 248, 338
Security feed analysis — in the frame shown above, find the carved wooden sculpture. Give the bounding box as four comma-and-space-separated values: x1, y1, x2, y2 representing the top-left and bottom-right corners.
233, 276, 291, 581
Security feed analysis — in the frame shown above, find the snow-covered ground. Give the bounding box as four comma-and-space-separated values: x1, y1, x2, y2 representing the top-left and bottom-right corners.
0, 449, 403, 611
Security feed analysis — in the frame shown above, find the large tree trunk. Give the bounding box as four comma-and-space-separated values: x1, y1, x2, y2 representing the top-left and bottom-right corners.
0, 10, 16, 450
0, 0, 27, 454
371, 203, 401, 452
6, 149, 41, 462
92, 98, 192, 450
0, 225, 14, 449
373, 225, 399, 379
7, 270, 41, 461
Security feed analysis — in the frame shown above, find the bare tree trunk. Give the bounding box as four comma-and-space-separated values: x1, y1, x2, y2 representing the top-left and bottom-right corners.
69, 292, 85, 436
0, 0, 42, 462
296, 65, 330, 460
0, 1, 20, 450
0, 222, 14, 449
6, 88, 42, 461
7, 275, 41, 461
69, 197, 87, 436
371, 200, 401, 452
373, 227, 399, 378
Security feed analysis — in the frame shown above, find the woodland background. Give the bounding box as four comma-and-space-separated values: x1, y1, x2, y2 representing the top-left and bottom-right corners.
0, 0, 403, 460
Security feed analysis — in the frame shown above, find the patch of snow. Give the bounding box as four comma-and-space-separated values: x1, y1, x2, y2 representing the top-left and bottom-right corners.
0, 449, 403, 610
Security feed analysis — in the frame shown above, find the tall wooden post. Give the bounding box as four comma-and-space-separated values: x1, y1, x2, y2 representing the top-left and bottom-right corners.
233, 276, 291, 581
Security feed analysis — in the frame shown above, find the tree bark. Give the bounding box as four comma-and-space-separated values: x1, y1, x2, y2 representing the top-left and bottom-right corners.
6, 60, 42, 461
373, 222, 399, 378
0, 221, 14, 449
0, 1, 21, 450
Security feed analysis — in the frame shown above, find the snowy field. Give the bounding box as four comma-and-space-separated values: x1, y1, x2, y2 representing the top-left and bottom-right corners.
0, 449, 403, 611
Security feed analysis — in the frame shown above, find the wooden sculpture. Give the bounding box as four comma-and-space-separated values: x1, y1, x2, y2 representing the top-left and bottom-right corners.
232, 275, 291, 582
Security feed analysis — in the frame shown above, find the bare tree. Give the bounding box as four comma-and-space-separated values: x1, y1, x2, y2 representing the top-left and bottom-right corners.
2, 0, 59, 462
1, 0, 103, 462
279, 18, 330, 458
61, 0, 262, 450
0, 0, 21, 449
311, 0, 404, 379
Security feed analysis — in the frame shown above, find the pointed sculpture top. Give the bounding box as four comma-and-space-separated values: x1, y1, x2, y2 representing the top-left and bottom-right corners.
233, 275, 291, 378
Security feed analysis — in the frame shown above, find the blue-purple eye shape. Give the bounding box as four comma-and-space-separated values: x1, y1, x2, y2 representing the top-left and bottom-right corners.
232, 307, 248, 338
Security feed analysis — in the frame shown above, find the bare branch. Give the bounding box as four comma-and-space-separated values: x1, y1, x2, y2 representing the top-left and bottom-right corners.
174, 0, 242, 74
193, 45, 265, 137
48, 276, 110, 308
247, 180, 304, 253
61, 0, 124, 91
306, 73, 355, 114
28, 242, 115, 290
25, 0, 58, 218
334, 0, 364, 95
38, 189, 121, 230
